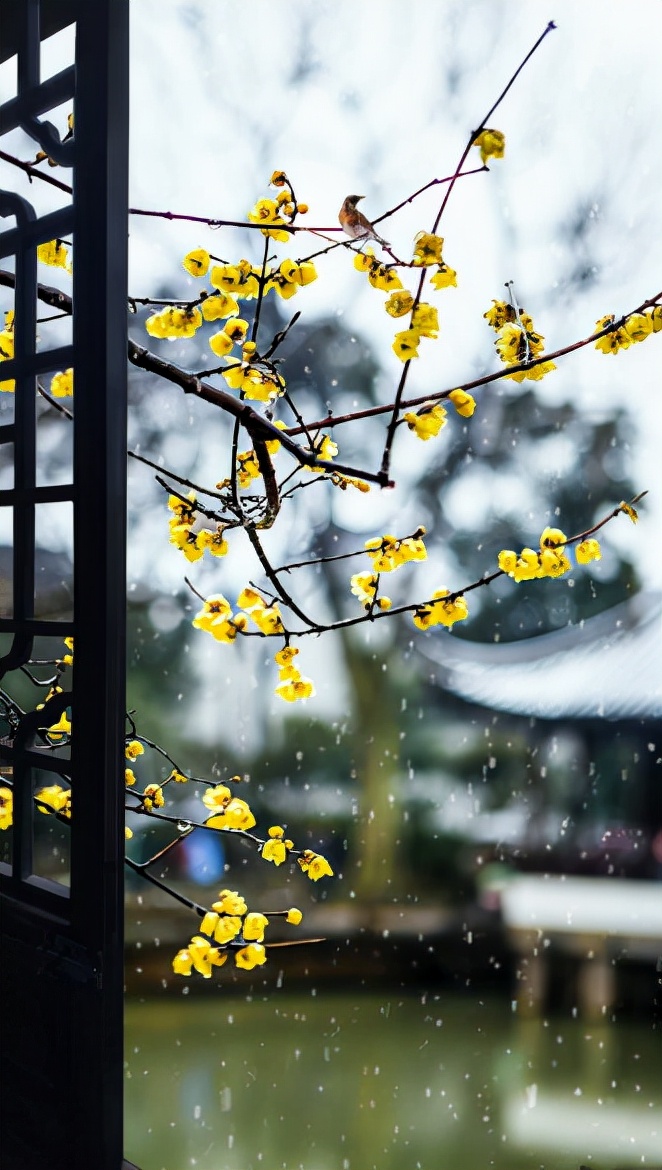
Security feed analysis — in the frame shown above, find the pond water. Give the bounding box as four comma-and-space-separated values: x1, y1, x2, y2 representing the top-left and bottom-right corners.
125, 992, 661, 1170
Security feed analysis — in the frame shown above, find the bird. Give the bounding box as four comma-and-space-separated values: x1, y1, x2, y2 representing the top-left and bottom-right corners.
338, 195, 390, 248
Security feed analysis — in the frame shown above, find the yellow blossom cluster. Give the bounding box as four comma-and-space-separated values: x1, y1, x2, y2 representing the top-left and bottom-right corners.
350, 530, 427, 612
365, 530, 427, 572
412, 590, 469, 631
192, 594, 247, 643
202, 783, 256, 831
192, 588, 286, 653
247, 170, 308, 241
273, 645, 315, 703
594, 307, 662, 354
353, 231, 456, 361
484, 299, 556, 382
350, 571, 392, 611
168, 492, 229, 563
145, 305, 202, 339
171, 886, 304, 978
498, 527, 602, 583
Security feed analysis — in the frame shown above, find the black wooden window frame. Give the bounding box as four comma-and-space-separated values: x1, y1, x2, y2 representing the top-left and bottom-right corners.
0, 3, 129, 1167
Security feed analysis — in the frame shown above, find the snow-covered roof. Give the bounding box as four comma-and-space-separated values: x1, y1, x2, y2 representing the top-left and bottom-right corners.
421, 592, 662, 720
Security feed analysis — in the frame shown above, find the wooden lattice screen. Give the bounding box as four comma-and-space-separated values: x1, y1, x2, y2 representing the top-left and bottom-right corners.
0, 2, 129, 1167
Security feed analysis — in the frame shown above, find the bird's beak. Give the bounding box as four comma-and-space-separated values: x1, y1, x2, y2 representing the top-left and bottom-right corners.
356, 195, 365, 202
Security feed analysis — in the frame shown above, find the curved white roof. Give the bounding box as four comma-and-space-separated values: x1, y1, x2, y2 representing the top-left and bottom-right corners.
421, 592, 662, 720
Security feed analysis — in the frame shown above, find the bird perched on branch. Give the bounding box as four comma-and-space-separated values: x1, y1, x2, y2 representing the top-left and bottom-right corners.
338, 195, 390, 248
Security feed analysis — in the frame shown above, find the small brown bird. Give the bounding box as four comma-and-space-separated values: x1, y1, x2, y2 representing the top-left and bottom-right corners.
338, 195, 390, 248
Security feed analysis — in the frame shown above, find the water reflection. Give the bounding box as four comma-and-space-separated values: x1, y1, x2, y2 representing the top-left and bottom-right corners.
125, 993, 661, 1170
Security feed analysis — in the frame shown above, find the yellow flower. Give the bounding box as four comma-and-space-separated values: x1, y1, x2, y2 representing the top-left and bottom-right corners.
506, 359, 556, 382
247, 197, 291, 242
430, 263, 457, 290
172, 949, 193, 976
538, 548, 571, 578
125, 740, 144, 760
142, 783, 164, 811
224, 318, 249, 343
37, 239, 71, 271
213, 916, 243, 945
202, 784, 232, 813
51, 368, 74, 397
412, 590, 469, 630
209, 329, 235, 357
539, 527, 567, 548
270, 170, 288, 187
623, 313, 653, 343
211, 797, 256, 831
411, 303, 439, 339
575, 535, 603, 563
145, 306, 202, 339
125, 768, 136, 786
497, 550, 517, 574
403, 402, 447, 440
222, 362, 283, 402
286, 907, 303, 925
125, 826, 133, 840
46, 711, 72, 744
201, 292, 239, 321
650, 306, 662, 332
196, 528, 229, 557
413, 232, 444, 266
292, 260, 317, 286
250, 605, 285, 636
35, 784, 71, 818
0, 314, 15, 391
236, 450, 261, 489
367, 263, 403, 293
594, 315, 631, 355
187, 935, 227, 977
169, 769, 188, 783
473, 128, 506, 164
262, 837, 288, 865
182, 248, 210, 278
350, 571, 379, 606
237, 587, 266, 611
620, 501, 638, 524
298, 850, 334, 881
193, 597, 247, 643
243, 912, 269, 942
0, 787, 13, 830
448, 389, 476, 418
213, 889, 247, 915
235, 943, 267, 970
392, 328, 421, 361
275, 676, 315, 702
210, 263, 259, 299
484, 300, 516, 330
385, 291, 415, 318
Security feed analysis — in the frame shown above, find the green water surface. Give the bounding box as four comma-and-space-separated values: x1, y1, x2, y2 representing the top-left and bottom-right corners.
125, 992, 661, 1170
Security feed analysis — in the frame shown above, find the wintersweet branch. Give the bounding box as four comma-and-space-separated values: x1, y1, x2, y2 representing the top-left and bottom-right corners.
285, 290, 662, 436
